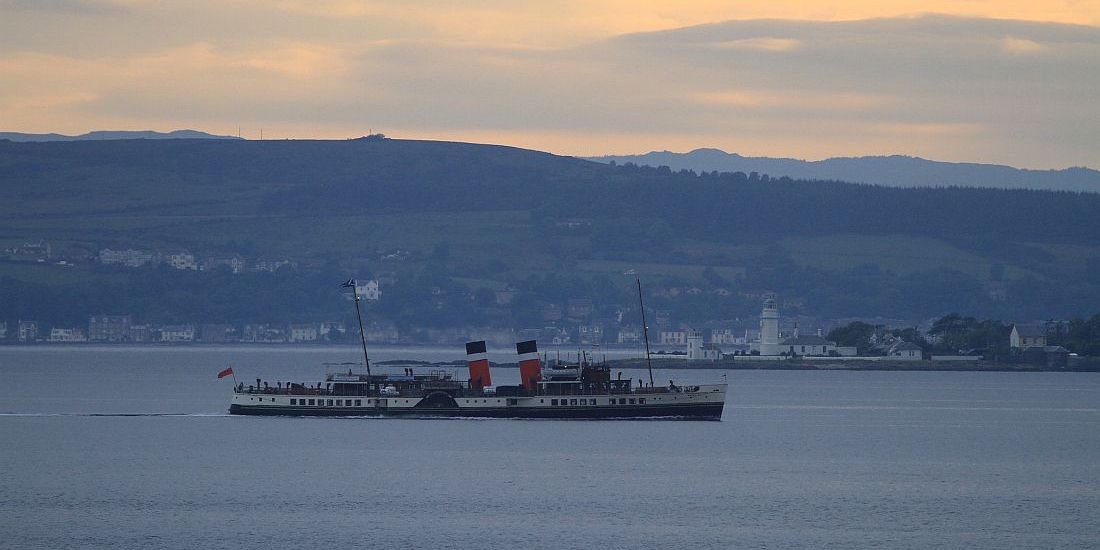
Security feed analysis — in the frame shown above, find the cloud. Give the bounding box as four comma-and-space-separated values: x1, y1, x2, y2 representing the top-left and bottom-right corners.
0, 13, 1098, 167
0, 0, 125, 14
1001, 36, 1047, 53
710, 37, 801, 51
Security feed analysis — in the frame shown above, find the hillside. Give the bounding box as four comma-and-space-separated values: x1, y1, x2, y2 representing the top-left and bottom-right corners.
588, 149, 1100, 193
0, 129, 240, 142
2, 138, 1100, 330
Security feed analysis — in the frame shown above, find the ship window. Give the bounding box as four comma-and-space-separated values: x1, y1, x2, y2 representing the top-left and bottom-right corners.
290, 399, 297, 405
345, 400, 352, 406
355, 400, 362, 406
609, 399, 615, 405
619, 398, 626, 404
629, 398, 636, 404
639, 398, 646, 404
570, 399, 577, 406
551, 399, 557, 405
327, 399, 333, 406
308, 399, 315, 405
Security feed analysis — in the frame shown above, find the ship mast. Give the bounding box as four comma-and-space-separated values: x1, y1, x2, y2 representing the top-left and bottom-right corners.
636, 277, 654, 388
343, 279, 372, 376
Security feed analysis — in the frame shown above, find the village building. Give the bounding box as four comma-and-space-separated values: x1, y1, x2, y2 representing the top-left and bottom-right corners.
128, 325, 152, 342
888, 341, 924, 360
168, 252, 198, 270
288, 324, 319, 343
687, 331, 722, 361
88, 315, 132, 342
659, 330, 687, 346
49, 328, 87, 342
616, 326, 642, 344
578, 324, 603, 345
354, 279, 382, 301
780, 335, 837, 356
18, 320, 38, 342
202, 256, 245, 274
99, 248, 158, 267
1010, 324, 1047, 349
160, 325, 195, 343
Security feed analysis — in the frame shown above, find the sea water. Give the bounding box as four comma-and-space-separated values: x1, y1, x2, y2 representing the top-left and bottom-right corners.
1, 346, 1098, 549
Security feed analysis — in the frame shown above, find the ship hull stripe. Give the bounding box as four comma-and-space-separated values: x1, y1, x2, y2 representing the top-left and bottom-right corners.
228, 402, 723, 420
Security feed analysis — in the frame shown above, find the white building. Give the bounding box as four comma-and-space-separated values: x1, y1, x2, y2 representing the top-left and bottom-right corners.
687, 331, 722, 361
1010, 324, 1047, 349
889, 341, 923, 360
355, 279, 382, 302
779, 335, 836, 357
49, 328, 87, 342
289, 324, 319, 343
752, 294, 781, 356
160, 325, 195, 342
168, 252, 198, 270
18, 320, 38, 342
99, 248, 159, 267
659, 330, 687, 345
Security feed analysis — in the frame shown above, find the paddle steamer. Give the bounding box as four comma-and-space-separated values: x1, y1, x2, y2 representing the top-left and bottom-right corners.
226, 278, 727, 419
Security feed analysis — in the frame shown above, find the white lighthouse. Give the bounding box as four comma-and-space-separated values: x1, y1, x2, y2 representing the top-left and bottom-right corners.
758, 294, 780, 356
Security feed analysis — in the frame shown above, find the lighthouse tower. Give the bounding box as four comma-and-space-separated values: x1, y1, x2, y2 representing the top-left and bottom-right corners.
759, 294, 780, 356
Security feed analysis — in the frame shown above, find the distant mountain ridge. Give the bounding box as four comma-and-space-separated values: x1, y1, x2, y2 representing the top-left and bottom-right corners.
587, 149, 1100, 193
0, 129, 241, 142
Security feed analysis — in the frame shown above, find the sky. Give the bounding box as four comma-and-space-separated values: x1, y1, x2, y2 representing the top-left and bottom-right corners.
1, 0, 1098, 168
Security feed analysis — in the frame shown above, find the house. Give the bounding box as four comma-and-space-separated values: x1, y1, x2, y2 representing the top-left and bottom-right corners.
99, 248, 158, 267
617, 326, 642, 344
709, 327, 739, 345
160, 325, 195, 343
202, 256, 245, 274
168, 252, 198, 270
242, 324, 286, 343
888, 341, 924, 360
0, 321, 7, 340
354, 279, 382, 301
128, 325, 152, 343
319, 322, 346, 341
88, 315, 132, 342
49, 328, 87, 342
18, 320, 38, 342
659, 330, 687, 346
289, 324, 319, 343
779, 335, 836, 357
687, 331, 721, 361
253, 259, 291, 272
578, 324, 603, 345
1010, 324, 1047, 349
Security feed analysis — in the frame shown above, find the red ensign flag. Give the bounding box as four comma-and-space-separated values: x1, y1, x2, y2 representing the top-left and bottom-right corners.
217, 367, 234, 379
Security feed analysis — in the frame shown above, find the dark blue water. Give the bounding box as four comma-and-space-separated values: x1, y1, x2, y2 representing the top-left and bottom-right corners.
1, 347, 1098, 549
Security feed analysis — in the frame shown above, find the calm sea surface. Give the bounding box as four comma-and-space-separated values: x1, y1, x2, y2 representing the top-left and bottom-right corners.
1, 346, 1098, 549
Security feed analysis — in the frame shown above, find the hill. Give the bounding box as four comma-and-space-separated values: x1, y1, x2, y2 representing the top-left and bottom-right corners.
2, 138, 1099, 331
0, 129, 241, 142
588, 149, 1100, 193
